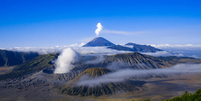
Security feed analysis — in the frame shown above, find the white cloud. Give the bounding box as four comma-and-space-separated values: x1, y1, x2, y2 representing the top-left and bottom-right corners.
76, 63, 201, 87
149, 44, 201, 50
0, 43, 84, 54
2, 43, 201, 58
148, 44, 201, 58
0, 45, 132, 56
140, 51, 182, 57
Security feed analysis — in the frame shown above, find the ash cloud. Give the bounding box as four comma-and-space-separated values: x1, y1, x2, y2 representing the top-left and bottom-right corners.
76, 63, 201, 87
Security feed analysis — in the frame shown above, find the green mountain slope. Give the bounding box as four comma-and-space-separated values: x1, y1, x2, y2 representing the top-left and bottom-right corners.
0, 49, 39, 66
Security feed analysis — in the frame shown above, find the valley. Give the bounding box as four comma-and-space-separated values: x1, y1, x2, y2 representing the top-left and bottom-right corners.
0, 51, 201, 101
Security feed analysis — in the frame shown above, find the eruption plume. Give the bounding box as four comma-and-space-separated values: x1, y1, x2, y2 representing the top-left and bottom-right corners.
95, 22, 103, 36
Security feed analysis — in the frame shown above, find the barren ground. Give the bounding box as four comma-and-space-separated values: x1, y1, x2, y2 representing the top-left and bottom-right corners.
0, 70, 201, 101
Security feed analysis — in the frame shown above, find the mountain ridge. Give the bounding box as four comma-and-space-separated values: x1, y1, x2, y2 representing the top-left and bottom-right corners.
0, 49, 39, 67
125, 42, 162, 52
83, 37, 162, 52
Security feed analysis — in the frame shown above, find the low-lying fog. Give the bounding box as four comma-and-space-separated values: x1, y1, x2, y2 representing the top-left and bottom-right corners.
76, 63, 201, 87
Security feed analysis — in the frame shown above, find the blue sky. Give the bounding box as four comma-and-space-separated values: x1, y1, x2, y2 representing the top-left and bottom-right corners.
0, 0, 201, 48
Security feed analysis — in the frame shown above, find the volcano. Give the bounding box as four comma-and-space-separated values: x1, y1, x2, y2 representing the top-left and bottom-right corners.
83, 37, 115, 47
58, 68, 145, 97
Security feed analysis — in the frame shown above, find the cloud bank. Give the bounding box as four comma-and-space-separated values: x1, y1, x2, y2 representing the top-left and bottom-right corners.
1, 43, 201, 58
76, 63, 201, 87
140, 51, 184, 57
149, 44, 201, 50
148, 44, 201, 58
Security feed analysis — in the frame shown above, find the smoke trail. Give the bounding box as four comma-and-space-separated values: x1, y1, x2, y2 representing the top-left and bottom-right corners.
95, 22, 103, 36
54, 48, 81, 74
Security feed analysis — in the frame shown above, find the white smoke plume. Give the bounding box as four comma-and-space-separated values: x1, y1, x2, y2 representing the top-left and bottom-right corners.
76, 63, 201, 87
54, 48, 81, 74
95, 22, 103, 36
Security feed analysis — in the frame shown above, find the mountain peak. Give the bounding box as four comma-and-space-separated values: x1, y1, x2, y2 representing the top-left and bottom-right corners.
72, 68, 111, 81
80, 68, 111, 77
83, 37, 115, 47
59, 67, 143, 96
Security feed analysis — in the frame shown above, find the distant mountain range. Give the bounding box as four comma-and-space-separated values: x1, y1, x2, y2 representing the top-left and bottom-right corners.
83, 37, 163, 52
